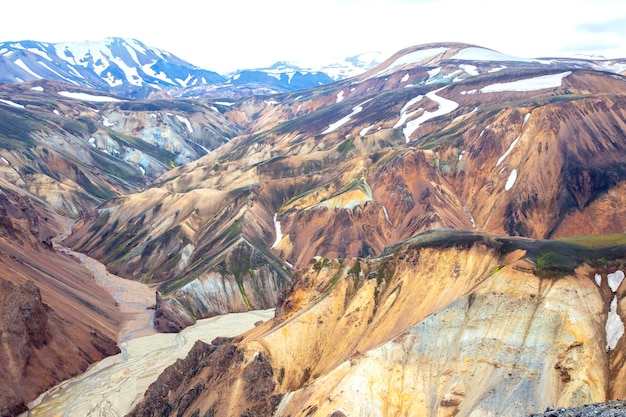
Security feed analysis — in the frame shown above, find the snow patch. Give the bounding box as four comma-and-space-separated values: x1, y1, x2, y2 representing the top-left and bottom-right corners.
359, 125, 374, 136
427, 67, 441, 82
175, 75, 193, 88
595, 273, 602, 287
30, 86, 44, 92
599, 61, 626, 74
336, 90, 345, 103
14, 59, 43, 79
322, 99, 370, 134
175, 115, 194, 133
179, 244, 195, 269
608, 270, 625, 292
103, 72, 124, 87
142, 62, 175, 84
401, 87, 458, 142
606, 296, 624, 350
452, 107, 478, 123
382, 205, 392, 225
505, 169, 517, 191
496, 113, 530, 166
489, 66, 507, 73
102, 116, 116, 127
463, 206, 477, 229
68, 66, 85, 79
370, 47, 448, 78
479, 72, 571, 93
393, 95, 424, 129
58, 91, 122, 102
451, 47, 533, 62
459, 64, 478, 76
400, 73, 409, 83
0, 99, 25, 109
124, 42, 141, 66
271, 213, 283, 249
112, 58, 143, 86
38, 62, 80, 85
496, 134, 521, 166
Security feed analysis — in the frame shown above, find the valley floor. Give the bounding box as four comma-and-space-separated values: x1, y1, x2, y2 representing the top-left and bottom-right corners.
21, 236, 275, 417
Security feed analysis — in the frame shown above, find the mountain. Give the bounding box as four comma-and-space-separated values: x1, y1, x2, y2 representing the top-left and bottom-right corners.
0, 79, 240, 216
0, 38, 357, 100
305, 50, 386, 80
66, 42, 626, 321
171, 61, 336, 100
4, 41, 626, 416
0, 38, 225, 98
0, 38, 384, 100
227, 62, 334, 91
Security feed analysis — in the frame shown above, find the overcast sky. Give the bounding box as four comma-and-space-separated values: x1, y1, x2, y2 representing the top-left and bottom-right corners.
2, 0, 626, 74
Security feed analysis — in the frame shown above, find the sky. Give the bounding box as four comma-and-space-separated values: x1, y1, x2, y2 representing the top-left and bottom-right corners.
2, 0, 626, 74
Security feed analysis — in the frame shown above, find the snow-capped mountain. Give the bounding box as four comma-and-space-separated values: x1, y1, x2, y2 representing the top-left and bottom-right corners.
306, 51, 385, 80
171, 62, 341, 99
0, 38, 225, 98
226, 61, 334, 91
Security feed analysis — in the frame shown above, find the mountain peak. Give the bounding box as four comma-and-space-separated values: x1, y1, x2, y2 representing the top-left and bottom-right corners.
268, 61, 303, 71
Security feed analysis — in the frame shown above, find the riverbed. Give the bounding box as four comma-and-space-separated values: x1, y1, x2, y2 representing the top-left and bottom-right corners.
21, 308, 275, 417
22, 224, 275, 416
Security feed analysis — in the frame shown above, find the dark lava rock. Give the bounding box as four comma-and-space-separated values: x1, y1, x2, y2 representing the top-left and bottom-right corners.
530, 400, 626, 417
153, 292, 196, 333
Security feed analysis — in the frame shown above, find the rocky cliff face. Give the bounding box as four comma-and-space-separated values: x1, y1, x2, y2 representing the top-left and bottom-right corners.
0, 184, 120, 415
127, 337, 282, 417
129, 231, 626, 416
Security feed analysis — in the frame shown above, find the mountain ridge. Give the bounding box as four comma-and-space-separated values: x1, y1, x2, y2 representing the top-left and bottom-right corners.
0, 37, 384, 99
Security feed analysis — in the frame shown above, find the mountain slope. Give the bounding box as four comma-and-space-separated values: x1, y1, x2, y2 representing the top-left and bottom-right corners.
0, 80, 240, 218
